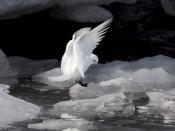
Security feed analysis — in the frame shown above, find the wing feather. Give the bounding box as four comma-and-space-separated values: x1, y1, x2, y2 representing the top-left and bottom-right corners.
75, 18, 112, 55
72, 18, 113, 77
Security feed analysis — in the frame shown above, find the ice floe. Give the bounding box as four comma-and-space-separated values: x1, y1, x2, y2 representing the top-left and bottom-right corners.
84, 55, 175, 84
0, 84, 40, 128
69, 77, 144, 100
33, 55, 175, 91
49, 93, 135, 119
28, 118, 93, 131
138, 91, 175, 123
0, 49, 59, 82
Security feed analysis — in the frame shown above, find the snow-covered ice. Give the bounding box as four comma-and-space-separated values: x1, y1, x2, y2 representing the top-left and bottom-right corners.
49, 93, 135, 119
84, 55, 175, 84
28, 118, 93, 131
8, 56, 59, 78
0, 84, 40, 128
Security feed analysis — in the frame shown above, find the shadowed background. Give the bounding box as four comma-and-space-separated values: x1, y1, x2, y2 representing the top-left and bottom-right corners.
0, 0, 175, 63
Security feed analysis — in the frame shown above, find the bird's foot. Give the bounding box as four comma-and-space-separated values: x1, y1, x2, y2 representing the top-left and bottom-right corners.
79, 81, 88, 87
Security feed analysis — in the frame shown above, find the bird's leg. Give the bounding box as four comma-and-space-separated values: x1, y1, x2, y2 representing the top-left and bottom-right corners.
79, 81, 88, 87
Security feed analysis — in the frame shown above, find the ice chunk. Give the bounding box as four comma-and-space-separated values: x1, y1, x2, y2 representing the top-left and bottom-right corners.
84, 55, 175, 83
0, 84, 10, 93
0, 49, 17, 78
69, 78, 125, 100
28, 119, 93, 131
8, 56, 59, 78
61, 113, 78, 119
161, 0, 175, 16
69, 77, 147, 100
0, 84, 40, 128
49, 93, 135, 119
70, 78, 149, 106
129, 68, 175, 88
138, 91, 175, 123
99, 77, 149, 106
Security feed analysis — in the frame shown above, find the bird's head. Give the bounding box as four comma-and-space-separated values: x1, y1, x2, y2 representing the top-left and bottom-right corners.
90, 54, 99, 64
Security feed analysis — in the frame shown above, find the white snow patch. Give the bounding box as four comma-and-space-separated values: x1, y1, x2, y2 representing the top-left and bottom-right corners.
61, 113, 78, 119
28, 119, 93, 131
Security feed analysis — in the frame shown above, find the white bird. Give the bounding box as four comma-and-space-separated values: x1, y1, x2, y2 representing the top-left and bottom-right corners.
49, 18, 112, 86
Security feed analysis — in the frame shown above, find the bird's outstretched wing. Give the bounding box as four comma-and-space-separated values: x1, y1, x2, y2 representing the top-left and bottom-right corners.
73, 18, 113, 77
72, 27, 91, 40
74, 18, 112, 56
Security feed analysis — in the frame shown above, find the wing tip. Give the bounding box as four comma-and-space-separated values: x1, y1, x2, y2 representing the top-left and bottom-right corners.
96, 18, 113, 38
104, 18, 113, 26
106, 17, 113, 23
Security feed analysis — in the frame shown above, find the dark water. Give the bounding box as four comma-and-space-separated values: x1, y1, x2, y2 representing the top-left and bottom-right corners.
2, 80, 175, 131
